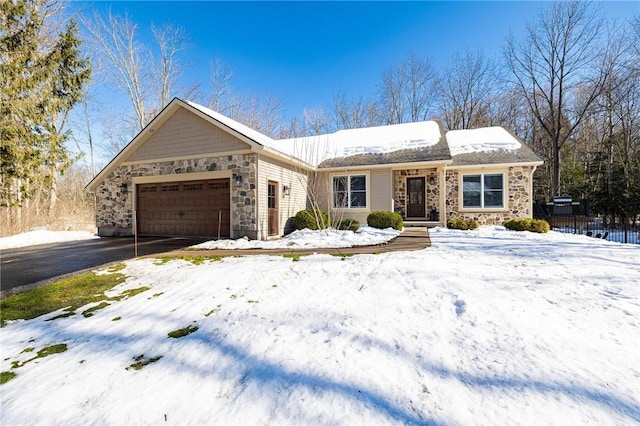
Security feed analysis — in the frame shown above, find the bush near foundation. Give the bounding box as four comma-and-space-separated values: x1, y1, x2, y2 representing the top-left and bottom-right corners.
293, 209, 329, 230
504, 218, 550, 233
337, 218, 360, 232
447, 218, 479, 230
367, 211, 403, 231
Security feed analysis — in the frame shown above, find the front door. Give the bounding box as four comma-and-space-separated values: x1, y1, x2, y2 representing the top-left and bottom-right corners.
267, 181, 279, 236
406, 177, 425, 218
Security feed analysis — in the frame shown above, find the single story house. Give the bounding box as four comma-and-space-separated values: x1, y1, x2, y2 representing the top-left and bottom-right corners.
86, 98, 542, 240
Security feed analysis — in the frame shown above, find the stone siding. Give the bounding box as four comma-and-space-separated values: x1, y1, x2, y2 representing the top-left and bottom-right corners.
393, 168, 440, 218
445, 166, 534, 225
95, 154, 258, 238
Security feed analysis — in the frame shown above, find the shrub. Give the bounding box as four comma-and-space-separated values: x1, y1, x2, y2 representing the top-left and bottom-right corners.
447, 217, 479, 230
504, 218, 550, 233
337, 218, 360, 232
367, 211, 403, 231
293, 209, 329, 230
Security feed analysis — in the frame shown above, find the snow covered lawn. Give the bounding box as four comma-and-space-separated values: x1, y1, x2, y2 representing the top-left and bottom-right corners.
1, 227, 639, 425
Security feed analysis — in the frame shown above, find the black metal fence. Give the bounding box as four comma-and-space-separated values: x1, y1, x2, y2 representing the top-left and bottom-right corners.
534, 201, 640, 245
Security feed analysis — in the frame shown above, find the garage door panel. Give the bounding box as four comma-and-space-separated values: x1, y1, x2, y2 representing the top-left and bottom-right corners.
137, 178, 231, 238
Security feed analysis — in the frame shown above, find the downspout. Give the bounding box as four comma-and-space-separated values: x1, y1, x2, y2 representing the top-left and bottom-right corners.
255, 156, 261, 240
440, 165, 447, 226
530, 165, 538, 218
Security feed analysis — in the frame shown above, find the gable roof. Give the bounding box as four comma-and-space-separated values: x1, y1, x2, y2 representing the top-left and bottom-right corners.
85, 98, 280, 191
86, 99, 542, 192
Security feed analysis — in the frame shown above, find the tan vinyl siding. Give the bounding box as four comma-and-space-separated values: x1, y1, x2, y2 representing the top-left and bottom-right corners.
125, 108, 249, 162
369, 168, 393, 212
316, 169, 392, 225
257, 156, 309, 239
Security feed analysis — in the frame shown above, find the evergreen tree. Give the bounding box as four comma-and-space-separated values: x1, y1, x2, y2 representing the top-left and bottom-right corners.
0, 0, 90, 219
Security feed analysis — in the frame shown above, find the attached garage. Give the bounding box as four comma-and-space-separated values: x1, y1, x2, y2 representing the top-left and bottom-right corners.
86, 98, 311, 239
136, 178, 230, 238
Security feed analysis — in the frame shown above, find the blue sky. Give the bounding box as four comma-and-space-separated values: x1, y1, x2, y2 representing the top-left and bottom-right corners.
73, 1, 638, 124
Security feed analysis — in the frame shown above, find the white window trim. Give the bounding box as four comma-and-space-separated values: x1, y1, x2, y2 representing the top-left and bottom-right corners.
459, 172, 507, 211
330, 172, 370, 211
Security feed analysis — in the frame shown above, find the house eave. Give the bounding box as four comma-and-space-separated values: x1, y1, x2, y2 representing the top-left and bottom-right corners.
259, 147, 316, 171
318, 159, 453, 172
447, 160, 543, 170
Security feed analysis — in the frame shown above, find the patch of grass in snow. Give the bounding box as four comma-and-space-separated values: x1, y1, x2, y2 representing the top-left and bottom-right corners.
20, 347, 34, 353
149, 292, 164, 299
247, 300, 258, 304
0, 270, 126, 326
112, 316, 121, 321
106, 263, 126, 273
82, 301, 110, 317
283, 253, 303, 261
0, 371, 17, 385
110, 286, 150, 301
154, 255, 224, 265
37, 344, 67, 357
331, 253, 355, 261
204, 305, 221, 316
155, 256, 173, 265
168, 323, 198, 338
46, 308, 76, 321
126, 354, 163, 371
11, 343, 68, 368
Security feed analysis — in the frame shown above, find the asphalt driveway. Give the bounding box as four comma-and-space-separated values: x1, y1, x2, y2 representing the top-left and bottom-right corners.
1, 236, 208, 297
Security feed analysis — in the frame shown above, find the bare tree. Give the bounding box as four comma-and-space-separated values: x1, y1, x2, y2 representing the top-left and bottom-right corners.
332, 90, 380, 130
151, 23, 190, 110
82, 10, 191, 130
378, 52, 438, 124
230, 93, 285, 138
83, 10, 148, 130
439, 50, 501, 130
504, 1, 606, 196
208, 59, 234, 113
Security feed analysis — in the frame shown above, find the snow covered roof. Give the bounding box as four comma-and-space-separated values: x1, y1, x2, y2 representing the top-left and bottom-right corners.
272, 121, 444, 168
446, 127, 541, 166
446, 127, 521, 156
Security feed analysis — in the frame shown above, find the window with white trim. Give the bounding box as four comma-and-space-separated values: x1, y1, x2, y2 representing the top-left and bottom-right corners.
462, 173, 504, 208
332, 174, 367, 208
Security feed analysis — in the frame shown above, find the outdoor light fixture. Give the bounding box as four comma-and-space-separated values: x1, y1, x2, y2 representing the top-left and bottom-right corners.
429, 176, 436, 185
233, 173, 243, 186
120, 182, 128, 193
282, 185, 291, 196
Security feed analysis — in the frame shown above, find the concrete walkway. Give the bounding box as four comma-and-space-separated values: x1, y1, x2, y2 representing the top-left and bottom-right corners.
157, 227, 431, 258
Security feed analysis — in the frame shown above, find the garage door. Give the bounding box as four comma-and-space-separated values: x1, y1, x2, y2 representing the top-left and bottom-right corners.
136, 179, 231, 238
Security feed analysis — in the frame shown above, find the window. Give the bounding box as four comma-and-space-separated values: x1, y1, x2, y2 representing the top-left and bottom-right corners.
332, 174, 367, 208
462, 173, 504, 208
161, 184, 179, 192
183, 183, 203, 191
267, 182, 277, 209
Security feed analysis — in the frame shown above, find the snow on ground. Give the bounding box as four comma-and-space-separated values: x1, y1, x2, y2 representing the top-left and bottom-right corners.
190, 225, 400, 250
1, 227, 639, 425
0, 230, 99, 250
